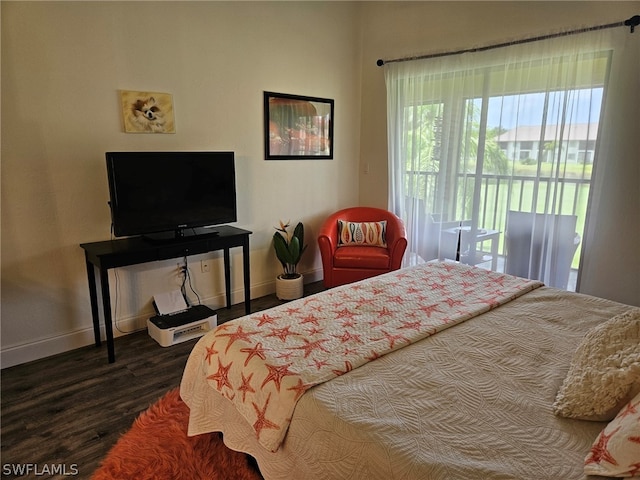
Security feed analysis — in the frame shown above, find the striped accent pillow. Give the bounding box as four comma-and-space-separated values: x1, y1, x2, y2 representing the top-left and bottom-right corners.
337, 220, 387, 247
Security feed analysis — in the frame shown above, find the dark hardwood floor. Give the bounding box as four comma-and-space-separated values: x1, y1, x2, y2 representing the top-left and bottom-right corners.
1, 282, 325, 479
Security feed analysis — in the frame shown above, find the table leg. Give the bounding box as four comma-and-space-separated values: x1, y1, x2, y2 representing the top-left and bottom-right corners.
223, 248, 231, 309
98, 267, 116, 363
85, 258, 101, 346
243, 237, 251, 315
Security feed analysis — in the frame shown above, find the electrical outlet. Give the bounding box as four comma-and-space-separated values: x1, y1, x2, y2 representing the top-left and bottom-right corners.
201, 260, 210, 273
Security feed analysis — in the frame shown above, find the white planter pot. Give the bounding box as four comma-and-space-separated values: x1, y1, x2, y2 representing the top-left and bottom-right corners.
276, 274, 304, 300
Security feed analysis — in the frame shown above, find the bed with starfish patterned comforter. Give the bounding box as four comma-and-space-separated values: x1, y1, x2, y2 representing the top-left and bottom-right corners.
180, 261, 631, 480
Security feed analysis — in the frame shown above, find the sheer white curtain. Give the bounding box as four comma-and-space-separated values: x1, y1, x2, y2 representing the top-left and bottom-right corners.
385, 27, 626, 290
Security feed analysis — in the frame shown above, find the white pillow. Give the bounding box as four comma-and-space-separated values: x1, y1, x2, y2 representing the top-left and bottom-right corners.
584, 390, 640, 477
553, 308, 640, 421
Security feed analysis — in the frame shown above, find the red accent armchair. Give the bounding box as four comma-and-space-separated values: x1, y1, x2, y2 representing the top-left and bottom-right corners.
317, 207, 407, 288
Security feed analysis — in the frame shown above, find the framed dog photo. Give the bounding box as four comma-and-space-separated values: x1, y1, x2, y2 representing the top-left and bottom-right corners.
120, 90, 175, 133
264, 91, 334, 160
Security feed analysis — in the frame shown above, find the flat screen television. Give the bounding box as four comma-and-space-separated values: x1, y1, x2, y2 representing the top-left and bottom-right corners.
106, 151, 237, 241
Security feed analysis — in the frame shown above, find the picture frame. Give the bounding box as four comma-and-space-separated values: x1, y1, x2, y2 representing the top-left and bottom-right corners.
120, 90, 175, 133
264, 91, 334, 160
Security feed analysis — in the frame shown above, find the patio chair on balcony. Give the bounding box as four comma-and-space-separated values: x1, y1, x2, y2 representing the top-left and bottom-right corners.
505, 211, 581, 289
404, 199, 438, 262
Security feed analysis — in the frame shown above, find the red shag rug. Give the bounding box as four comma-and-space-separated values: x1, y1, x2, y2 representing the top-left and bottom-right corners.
92, 388, 263, 480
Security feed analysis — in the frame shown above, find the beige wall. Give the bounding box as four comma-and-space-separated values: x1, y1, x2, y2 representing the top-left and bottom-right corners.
2, 1, 638, 367
358, 1, 640, 305
1, 1, 362, 366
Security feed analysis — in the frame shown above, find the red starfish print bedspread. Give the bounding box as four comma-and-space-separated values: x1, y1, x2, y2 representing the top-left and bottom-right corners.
199, 262, 542, 451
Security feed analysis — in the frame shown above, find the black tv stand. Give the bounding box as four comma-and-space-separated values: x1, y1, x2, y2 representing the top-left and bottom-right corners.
80, 225, 251, 363
142, 227, 220, 245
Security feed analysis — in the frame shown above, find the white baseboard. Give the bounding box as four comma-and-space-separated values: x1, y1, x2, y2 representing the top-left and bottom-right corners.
0, 269, 323, 369
0, 328, 99, 370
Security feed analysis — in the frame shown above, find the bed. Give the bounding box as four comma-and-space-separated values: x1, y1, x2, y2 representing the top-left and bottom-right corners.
180, 261, 640, 480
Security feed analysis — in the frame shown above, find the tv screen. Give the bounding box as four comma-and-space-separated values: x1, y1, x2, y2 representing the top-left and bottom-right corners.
106, 151, 237, 239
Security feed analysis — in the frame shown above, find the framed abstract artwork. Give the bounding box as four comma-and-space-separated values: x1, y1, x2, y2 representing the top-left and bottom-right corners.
264, 91, 334, 160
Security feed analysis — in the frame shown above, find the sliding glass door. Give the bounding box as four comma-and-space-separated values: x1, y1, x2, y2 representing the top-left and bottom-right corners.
386, 34, 612, 290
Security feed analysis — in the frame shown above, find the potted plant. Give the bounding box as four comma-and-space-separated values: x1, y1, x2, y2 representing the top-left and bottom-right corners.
273, 220, 307, 300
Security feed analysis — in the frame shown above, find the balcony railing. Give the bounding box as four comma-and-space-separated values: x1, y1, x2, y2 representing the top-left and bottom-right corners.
406, 171, 590, 271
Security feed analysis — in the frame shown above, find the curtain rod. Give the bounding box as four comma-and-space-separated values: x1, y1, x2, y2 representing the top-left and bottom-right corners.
376, 15, 639, 66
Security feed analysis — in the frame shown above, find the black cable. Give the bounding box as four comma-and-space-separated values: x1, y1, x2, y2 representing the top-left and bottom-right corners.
186, 267, 202, 306
180, 256, 202, 307
180, 257, 188, 305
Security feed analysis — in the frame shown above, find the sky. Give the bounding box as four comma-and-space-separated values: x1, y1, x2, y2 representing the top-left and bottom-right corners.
486, 88, 603, 130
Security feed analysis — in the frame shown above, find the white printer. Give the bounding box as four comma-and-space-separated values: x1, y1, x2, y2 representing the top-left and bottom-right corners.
147, 291, 217, 347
